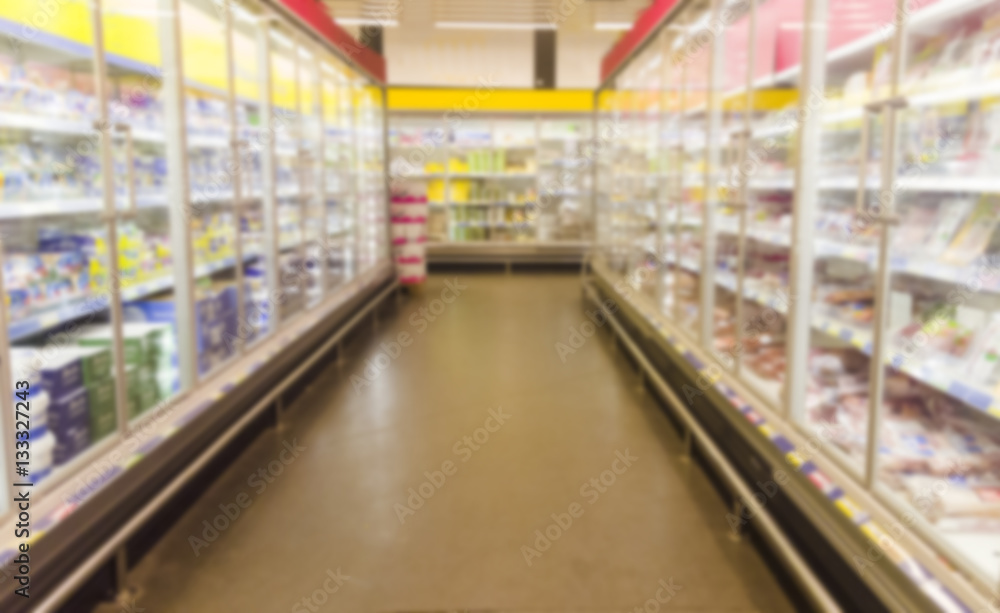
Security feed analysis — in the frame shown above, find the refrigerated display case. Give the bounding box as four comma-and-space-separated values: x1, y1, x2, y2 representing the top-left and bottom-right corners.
388, 110, 592, 265
0, 0, 389, 590
592, 0, 1000, 610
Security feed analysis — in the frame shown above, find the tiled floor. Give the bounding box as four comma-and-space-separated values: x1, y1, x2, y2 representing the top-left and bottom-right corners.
127, 273, 796, 612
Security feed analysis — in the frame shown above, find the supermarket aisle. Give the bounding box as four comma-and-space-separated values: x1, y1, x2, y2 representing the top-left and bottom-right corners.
126, 273, 796, 612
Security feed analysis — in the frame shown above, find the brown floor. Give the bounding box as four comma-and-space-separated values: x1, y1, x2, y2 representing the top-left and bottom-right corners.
126, 272, 797, 612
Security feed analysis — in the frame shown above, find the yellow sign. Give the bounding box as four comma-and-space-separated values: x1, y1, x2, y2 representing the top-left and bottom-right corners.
388, 88, 594, 113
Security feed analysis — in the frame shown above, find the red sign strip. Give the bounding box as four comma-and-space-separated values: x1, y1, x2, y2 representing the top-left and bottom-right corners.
276, 0, 386, 83
600, 0, 680, 84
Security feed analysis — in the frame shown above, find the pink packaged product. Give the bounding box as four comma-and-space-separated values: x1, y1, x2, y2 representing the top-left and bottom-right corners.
395, 243, 424, 261
390, 195, 428, 204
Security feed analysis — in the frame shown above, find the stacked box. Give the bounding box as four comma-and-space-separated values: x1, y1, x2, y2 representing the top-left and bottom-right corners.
34, 349, 83, 399
76, 346, 112, 386
50, 386, 90, 465
76, 324, 166, 420
123, 286, 250, 378
38, 346, 110, 456
86, 377, 117, 441
49, 386, 88, 436
14, 348, 101, 465
214, 282, 239, 360
77, 323, 160, 366
243, 266, 271, 344
65, 346, 115, 444
125, 362, 158, 415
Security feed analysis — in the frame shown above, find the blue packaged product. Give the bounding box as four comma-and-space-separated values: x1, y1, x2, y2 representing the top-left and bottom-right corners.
123, 297, 177, 324
53, 424, 90, 465
35, 351, 83, 399
48, 386, 89, 437
36, 229, 92, 253
195, 294, 221, 325
216, 285, 238, 315
202, 319, 226, 352
222, 308, 238, 345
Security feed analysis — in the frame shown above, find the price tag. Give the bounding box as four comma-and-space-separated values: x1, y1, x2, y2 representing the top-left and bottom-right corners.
890, 291, 913, 332
957, 305, 987, 332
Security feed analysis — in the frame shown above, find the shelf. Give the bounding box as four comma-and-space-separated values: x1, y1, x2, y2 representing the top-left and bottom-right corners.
0, 110, 236, 149
0, 188, 298, 219
453, 221, 520, 229
9, 253, 259, 342
895, 175, 1000, 193
715, 224, 1000, 292
710, 268, 1000, 419
449, 202, 533, 207
449, 172, 536, 179
660, 243, 1000, 418
747, 174, 1000, 193
539, 159, 590, 168
451, 143, 536, 149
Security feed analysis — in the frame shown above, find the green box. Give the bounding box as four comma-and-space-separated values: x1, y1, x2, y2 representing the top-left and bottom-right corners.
126, 391, 141, 419
69, 345, 112, 385
87, 396, 118, 443
125, 363, 153, 396
124, 363, 159, 416
136, 384, 159, 414
78, 323, 169, 368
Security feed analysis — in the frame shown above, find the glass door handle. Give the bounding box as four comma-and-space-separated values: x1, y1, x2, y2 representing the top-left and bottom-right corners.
114, 123, 137, 219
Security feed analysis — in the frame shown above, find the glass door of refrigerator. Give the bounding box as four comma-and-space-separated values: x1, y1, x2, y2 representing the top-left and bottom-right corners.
795, 0, 897, 476
871, 0, 1000, 587
269, 24, 304, 323
0, 1, 111, 496
660, 27, 684, 321
710, 0, 754, 370
334, 66, 359, 283
604, 71, 640, 279
537, 117, 592, 241
297, 45, 324, 308
322, 63, 354, 292
631, 47, 663, 304
736, 0, 802, 410
594, 88, 619, 270
491, 117, 536, 242
102, 1, 188, 428
448, 117, 492, 242
231, 11, 271, 349
181, 0, 239, 379
354, 82, 385, 271
365, 86, 388, 266
675, 0, 713, 341
388, 115, 448, 242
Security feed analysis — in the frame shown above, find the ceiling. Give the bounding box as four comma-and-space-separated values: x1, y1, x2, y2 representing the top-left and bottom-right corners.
322, 0, 652, 33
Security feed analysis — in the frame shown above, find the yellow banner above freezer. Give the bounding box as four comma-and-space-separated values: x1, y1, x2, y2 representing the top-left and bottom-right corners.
387, 88, 594, 113
596, 88, 798, 112
0, 1, 303, 110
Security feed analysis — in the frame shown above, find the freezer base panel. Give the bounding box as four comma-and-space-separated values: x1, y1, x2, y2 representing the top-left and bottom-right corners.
426, 241, 589, 267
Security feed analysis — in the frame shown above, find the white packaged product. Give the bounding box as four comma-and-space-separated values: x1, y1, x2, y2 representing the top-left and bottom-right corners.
29, 429, 56, 485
